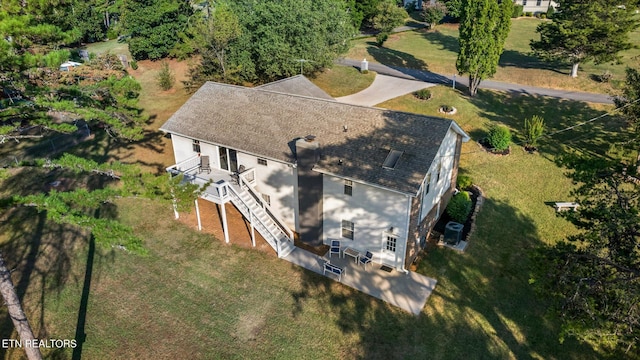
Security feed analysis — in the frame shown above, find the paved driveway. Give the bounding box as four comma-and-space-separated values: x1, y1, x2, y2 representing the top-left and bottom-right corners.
336, 74, 436, 107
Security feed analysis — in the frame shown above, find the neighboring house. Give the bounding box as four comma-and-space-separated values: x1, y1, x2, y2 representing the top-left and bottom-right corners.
403, 0, 556, 14
160, 75, 469, 272
514, 0, 556, 14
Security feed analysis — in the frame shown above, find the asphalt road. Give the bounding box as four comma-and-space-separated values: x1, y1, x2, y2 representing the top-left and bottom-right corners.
337, 58, 614, 104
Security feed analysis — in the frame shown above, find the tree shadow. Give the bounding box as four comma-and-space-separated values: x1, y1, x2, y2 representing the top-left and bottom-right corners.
499, 50, 568, 74
365, 43, 430, 71
468, 90, 625, 160
0, 167, 118, 359
288, 198, 600, 358
420, 28, 459, 54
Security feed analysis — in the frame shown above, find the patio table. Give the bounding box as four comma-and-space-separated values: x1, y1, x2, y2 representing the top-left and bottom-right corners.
342, 247, 360, 263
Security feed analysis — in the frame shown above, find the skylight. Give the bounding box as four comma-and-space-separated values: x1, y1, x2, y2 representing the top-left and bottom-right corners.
382, 150, 403, 169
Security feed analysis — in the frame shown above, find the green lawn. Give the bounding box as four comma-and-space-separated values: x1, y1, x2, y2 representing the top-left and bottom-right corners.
347, 18, 640, 93
0, 60, 632, 358
310, 65, 376, 97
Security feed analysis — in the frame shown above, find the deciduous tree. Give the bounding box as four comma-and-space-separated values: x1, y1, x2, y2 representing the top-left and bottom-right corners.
372, 0, 407, 46
456, 0, 512, 96
531, 0, 638, 78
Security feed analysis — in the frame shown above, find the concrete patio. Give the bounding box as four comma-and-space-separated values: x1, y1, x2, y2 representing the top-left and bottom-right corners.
283, 247, 437, 315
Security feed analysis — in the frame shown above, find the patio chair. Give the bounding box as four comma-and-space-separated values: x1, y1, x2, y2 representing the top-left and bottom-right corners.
199, 155, 211, 174
359, 251, 373, 269
329, 240, 341, 258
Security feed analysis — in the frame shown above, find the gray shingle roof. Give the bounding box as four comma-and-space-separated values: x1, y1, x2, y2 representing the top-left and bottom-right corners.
160, 80, 467, 195
257, 75, 334, 100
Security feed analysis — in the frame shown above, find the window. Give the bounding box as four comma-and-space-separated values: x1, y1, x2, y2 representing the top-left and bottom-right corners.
536, 0, 541, 6
261, 194, 271, 206
344, 180, 353, 196
257, 158, 268, 166
192, 140, 201, 153
522, 0, 527, 6
385, 236, 397, 253
382, 150, 403, 169
425, 174, 431, 194
341, 220, 354, 240
437, 163, 442, 182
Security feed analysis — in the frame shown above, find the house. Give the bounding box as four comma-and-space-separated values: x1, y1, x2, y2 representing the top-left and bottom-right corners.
514, 0, 556, 14
160, 75, 469, 272
404, 0, 556, 14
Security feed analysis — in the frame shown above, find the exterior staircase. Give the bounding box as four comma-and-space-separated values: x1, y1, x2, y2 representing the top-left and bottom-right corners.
226, 183, 296, 258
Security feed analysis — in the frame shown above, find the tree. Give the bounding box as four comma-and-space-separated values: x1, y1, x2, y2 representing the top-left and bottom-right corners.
0, 253, 42, 360
531, 0, 639, 78
530, 160, 640, 355
121, 0, 193, 60
442, 0, 463, 20
372, 0, 408, 46
422, 2, 447, 29
156, 61, 175, 91
188, 2, 242, 82
530, 70, 640, 355
456, 0, 512, 97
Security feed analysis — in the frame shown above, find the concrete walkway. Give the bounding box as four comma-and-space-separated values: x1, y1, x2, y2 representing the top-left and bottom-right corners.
336, 74, 435, 106
283, 247, 437, 315
337, 58, 614, 104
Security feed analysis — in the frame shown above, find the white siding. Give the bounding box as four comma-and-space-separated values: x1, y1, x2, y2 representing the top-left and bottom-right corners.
236, 153, 298, 230
420, 127, 458, 221
322, 175, 410, 270
171, 135, 198, 163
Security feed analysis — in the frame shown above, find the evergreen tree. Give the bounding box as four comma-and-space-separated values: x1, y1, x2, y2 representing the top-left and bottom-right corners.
456, 0, 512, 96
531, 0, 639, 78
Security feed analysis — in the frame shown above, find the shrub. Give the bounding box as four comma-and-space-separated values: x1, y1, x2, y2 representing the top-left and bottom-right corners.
361, 69, 369, 74
540, 13, 547, 19
512, 4, 523, 18
546, 5, 555, 18
414, 89, 432, 100
486, 124, 511, 150
442, 105, 454, 113
376, 32, 389, 47
106, 29, 118, 40
525, 12, 533, 17
523, 115, 545, 147
457, 175, 473, 190
447, 191, 472, 223
156, 61, 175, 91
423, 3, 447, 28
597, 70, 613, 83
130, 60, 138, 70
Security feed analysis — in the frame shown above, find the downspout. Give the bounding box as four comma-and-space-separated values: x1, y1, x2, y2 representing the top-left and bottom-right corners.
400, 194, 412, 274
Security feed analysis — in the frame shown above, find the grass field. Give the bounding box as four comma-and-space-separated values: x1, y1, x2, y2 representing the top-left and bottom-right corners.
0, 49, 632, 358
309, 66, 376, 97
347, 18, 640, 93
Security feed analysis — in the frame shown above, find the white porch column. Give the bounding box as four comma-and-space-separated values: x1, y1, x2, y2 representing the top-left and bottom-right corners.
249, 210, 256, 247
195, 199, 202, 231
220, 203, 230, 244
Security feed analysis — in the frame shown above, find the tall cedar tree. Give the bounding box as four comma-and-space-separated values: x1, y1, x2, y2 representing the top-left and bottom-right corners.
531, 0, 638, 78
456, 0, 512, 96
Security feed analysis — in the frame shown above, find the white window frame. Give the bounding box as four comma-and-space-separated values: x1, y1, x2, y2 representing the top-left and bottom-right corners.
341, 220, 354, 240
344, 180, 353, 196
385, 235, 397, 253
192, 140, 201, 153
257, 158, 268, 166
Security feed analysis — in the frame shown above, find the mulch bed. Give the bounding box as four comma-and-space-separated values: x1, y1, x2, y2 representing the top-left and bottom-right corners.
478, 139, 511, 156
432, 187, 480, 243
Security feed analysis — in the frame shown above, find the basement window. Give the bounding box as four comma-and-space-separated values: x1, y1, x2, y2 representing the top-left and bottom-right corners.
261, 194, 271, 206
382, 150, 403, 169
258, 158, 268, 166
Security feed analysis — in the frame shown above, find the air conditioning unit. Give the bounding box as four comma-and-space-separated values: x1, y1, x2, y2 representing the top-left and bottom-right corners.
444, 221, 464, 245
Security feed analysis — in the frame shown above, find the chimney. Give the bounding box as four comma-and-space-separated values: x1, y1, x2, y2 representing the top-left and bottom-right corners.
295, 136, 323, 246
